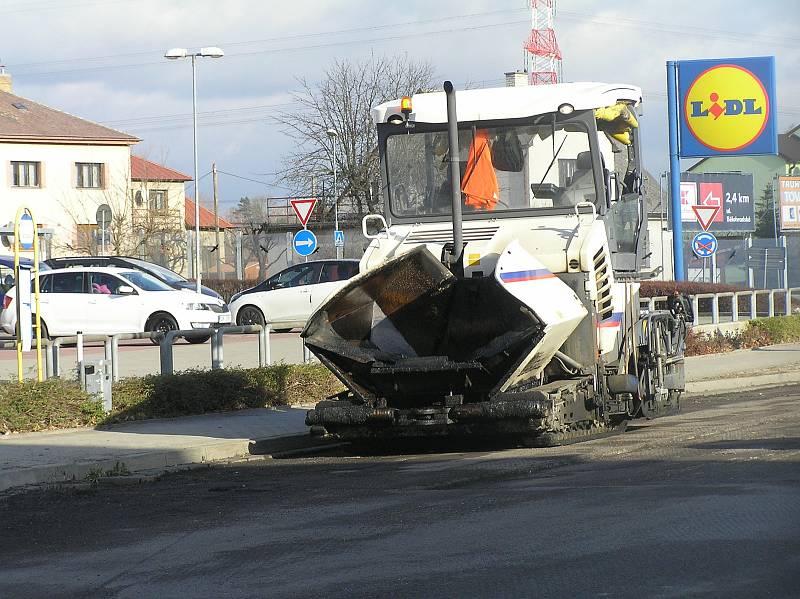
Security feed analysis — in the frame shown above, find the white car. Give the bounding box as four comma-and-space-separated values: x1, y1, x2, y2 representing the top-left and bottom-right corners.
0, 266, 230, 342
230, 260, 359, 332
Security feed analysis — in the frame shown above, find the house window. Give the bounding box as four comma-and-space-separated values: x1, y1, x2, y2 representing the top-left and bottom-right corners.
11, 161, 40, 187
148, 190, 167, 212
76, 163, 103, 188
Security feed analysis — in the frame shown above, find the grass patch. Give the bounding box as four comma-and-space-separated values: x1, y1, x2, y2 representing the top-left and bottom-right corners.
0, 363, 343, 434
687, 314, 800, 356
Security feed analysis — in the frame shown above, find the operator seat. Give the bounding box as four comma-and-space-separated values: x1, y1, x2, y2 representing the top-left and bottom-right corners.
561, 151, 596, 207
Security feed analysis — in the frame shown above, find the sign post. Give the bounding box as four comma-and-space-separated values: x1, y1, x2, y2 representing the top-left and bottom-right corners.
13, 206, 43, 382
667, 55, 777, 281
290, 197, 318, 261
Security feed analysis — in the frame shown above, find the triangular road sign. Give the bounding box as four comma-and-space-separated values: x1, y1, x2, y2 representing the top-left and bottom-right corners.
692, 204, 720, 232
290, 197, 317, 227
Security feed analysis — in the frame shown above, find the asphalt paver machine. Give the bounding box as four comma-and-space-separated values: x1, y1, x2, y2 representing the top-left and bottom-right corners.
304, 81, 686, 445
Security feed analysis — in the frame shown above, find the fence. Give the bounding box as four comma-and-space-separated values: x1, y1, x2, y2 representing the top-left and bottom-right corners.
642, 287, 800, 326
11, 324, 320, 413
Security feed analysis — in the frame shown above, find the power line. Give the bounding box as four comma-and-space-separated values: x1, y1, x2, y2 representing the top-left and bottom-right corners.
7, 8, 528, 72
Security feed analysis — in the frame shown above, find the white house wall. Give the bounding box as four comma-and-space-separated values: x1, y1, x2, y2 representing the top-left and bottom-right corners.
0, 142, 131, 256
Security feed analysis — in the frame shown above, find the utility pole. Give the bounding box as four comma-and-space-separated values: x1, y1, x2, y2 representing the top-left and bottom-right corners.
212, 162, 221, 277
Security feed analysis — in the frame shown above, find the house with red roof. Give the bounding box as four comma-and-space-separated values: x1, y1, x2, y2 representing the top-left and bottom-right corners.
0, 70, 139, 258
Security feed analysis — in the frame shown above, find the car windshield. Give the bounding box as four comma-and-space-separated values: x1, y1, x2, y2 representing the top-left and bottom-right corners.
119, 270, 174, 291
385, 115, 596, 218
124, 258, 186, 284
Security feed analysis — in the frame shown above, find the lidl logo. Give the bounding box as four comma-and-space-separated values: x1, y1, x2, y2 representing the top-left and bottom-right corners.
677, 57, 777, 158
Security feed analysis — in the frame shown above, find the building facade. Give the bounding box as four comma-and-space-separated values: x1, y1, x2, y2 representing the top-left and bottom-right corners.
0, 73, 139, 257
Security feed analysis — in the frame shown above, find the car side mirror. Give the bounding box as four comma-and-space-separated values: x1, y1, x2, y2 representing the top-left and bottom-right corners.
117, 285, 136, 295
270, 281, 285, 290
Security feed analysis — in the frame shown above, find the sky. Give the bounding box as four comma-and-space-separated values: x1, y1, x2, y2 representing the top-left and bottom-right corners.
2, 0, 797, 217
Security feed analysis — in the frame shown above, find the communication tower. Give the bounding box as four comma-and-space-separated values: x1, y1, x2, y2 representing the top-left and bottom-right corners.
523, 0, 562, 85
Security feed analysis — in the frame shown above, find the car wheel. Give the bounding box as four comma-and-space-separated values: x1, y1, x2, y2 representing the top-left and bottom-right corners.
147, 313, 179, 345
236, 305, 265, 327
186, 334, 211, 344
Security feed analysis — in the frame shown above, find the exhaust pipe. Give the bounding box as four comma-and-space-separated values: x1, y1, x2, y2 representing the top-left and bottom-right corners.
444, 80, 464, 276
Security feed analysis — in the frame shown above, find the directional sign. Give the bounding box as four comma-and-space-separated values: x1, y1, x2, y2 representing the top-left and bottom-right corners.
692, 231, 718, 259
334, 230, 344, 247
293, 229, 317, 257
18, 213, 34, 250
692, 204, 720, 231
290, 198, 317, 227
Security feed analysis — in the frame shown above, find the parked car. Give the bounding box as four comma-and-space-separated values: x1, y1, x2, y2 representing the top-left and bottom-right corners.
230, 260, 359, 332
0, 266, 230, 343
45, 256, 222, 299
0, 257, 50, 317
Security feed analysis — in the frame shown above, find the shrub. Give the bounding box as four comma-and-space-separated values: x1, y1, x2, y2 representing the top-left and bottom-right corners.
202, 278, 258, 303
0, 364, 344, 433
0, 379, 95, 433
640, 280, 745, 297
686, 314, 800, 356
104, 363, 343, 424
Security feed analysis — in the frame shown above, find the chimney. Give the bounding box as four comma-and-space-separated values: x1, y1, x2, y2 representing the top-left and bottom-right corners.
0, 65, 11, 93
505, 70, 529, 88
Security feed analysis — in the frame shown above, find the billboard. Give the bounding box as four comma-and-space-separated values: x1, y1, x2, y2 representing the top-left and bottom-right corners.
677, 56, 777, 158
778, 176, 800, 231
680, 172, 755, 232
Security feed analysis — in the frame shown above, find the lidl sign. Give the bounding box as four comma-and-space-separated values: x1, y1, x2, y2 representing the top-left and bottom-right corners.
678, 56, 777, 158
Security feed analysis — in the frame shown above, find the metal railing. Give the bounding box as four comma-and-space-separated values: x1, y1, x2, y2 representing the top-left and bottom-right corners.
159, 324, 271, 375
641, 287, 799, 326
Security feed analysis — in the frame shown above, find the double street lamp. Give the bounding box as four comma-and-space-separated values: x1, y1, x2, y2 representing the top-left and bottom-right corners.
165, 46, 224, 293
325, 128, 341, 259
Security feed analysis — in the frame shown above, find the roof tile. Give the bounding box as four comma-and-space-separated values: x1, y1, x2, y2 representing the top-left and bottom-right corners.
131, 155, 192, 181
185, 197, 234, 229
0, 89, 139, 143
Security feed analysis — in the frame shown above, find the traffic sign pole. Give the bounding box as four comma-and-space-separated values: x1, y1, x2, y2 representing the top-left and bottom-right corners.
667, 61, 685, 281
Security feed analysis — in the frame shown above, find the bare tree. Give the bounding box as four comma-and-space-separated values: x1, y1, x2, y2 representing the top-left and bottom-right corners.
276, 54, 435, 217
230, 196, 286, 280
56, 173, 187, 272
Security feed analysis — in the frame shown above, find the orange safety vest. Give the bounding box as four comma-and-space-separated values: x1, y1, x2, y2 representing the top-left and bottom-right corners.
461, 129, 499, 210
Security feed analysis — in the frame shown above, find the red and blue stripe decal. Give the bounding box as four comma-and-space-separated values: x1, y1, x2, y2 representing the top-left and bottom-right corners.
499, 268, 555, 283
597, 312, 623, 328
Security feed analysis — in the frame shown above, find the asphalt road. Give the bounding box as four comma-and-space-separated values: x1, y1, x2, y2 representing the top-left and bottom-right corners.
2, 386, 799, 598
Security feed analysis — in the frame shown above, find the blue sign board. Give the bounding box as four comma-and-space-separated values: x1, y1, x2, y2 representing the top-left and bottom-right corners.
692, 231, 718, 259
18, 212, 34, 250
334, 230, 344, 247
293, 229, 317, 257
677, 56, 777, 158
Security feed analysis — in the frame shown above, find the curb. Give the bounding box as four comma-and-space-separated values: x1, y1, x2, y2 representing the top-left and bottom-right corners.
0, 433, 330, 495
686, 371, 800, 396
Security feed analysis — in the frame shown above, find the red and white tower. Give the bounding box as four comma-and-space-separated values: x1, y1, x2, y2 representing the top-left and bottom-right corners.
523, 0, 562, 85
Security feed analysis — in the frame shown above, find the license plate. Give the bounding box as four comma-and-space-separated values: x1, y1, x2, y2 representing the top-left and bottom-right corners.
218, 314, 232, 324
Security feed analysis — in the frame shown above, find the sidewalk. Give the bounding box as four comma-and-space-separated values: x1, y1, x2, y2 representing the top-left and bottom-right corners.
1, 343, 799, 494
0, 407, 313, 493
685, 342, 800, 395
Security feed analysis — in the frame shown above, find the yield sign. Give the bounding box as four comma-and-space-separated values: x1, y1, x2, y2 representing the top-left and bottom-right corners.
692, 204, 720, 232
290, 197, 317, 227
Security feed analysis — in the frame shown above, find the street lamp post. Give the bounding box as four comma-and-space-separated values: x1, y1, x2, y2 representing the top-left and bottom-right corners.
165, 46, 224, 293
326, 128, 341, 259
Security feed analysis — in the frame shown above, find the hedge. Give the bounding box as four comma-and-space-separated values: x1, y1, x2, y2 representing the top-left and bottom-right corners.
0, 363, 343, 434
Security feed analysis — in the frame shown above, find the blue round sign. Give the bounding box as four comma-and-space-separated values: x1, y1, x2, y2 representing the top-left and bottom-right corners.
692, 231, 718, 259
293, 229, 317, 257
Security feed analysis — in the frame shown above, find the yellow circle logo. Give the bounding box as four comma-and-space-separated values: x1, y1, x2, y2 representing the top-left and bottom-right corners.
684, 64, 769, 152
